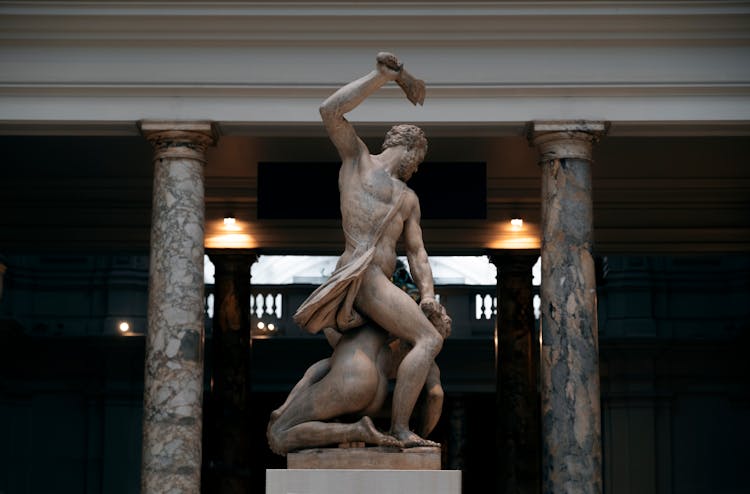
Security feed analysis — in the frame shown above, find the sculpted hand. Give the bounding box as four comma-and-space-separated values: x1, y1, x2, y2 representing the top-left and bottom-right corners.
420, 297, 439, 314
376, 52, 426, 106
420, 298, 452, 339
376, 52, 403, 80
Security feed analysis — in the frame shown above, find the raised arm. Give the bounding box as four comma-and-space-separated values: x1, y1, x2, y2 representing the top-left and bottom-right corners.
319, 52, 425, 161
319, 70, 390, 161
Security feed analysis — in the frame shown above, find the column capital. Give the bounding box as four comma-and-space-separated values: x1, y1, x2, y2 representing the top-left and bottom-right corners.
206, 249, 259, 272
526, 120, 609, 163
486, 249, 539, 272
138, 120, 219, 164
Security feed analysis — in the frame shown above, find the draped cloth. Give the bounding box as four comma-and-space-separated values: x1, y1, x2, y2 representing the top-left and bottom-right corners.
293, 185, 407, 334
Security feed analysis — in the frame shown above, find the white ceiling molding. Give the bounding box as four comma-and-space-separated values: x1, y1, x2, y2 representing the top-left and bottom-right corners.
1, 1, 749, 135
2, 92, 748, 136
2, 1, 749, 43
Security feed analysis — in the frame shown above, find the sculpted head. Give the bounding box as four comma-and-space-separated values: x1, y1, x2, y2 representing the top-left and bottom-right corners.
382, 124, 427, 181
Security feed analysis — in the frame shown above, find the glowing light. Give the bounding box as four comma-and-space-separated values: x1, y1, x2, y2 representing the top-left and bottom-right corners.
257, 321, 265, 330
267, 323, 276, 331
205, 233, 256, 249
223, 216, 241, 231
488, 220, 541, 250
488, 235, 540, 250
118, 321, 130, 333
205, 218, 257, 248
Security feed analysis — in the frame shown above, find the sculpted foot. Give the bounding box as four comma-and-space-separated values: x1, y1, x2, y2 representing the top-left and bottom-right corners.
357, 417, 402, 448
391, 428, 440, 448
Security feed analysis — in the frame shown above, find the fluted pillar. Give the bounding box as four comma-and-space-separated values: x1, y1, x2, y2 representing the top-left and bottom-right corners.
528, 121, 607, 494
490, 251, 540, 494
139, 121, 218, 494
204, 250, 257, 494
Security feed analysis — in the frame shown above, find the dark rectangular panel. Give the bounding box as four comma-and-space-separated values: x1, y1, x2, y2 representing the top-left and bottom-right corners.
258, 162, 341, 219
258, 161, 485, 220
408, 162, 486, 219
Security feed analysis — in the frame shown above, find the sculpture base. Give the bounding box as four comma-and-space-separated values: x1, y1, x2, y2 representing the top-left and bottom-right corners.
287, 446, 441, 470
266, 468, 461, 494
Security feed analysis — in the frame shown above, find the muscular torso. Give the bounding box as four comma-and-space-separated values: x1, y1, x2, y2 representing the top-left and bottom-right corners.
337, 153, 415, 278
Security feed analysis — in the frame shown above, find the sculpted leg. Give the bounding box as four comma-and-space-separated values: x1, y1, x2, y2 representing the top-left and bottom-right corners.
273, 416, 400, 454
391, 353, 441, 447
268, 325, 395, 455
356, 271, 442, 447
418, 362, 444, 438
270, 358, 331, 422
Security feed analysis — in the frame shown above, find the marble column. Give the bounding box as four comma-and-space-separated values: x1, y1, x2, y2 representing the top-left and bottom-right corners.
446, 395, 467, 472
0, 258, 6, 301
139, 121, 218, 494
490, 251, 540, 494
204, 249, 257, 494
528, 121, 607, 494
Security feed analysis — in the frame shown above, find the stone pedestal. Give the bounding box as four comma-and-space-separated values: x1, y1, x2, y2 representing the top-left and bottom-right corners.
267, 469, 461, 494
139, 121, 218, 494
271, 447, 459, 494
288, 446, 441, 470
528, 121, 607, 494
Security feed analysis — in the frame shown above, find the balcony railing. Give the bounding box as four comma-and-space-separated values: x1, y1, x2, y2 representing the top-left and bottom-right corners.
205, 284, 497, 339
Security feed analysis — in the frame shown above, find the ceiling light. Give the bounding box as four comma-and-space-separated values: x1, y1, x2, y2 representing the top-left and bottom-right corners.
223, 215, 241, 232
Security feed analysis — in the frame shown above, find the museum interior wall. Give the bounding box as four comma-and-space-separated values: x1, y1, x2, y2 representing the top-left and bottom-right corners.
0, 133, 748, 494
0, 252, 748, 493
1, 1, 748, 492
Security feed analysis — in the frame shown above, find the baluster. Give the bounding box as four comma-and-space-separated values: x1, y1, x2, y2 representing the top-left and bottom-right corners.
206, 293, 215, 319
254, 293, 264, 319
274, 293, 283, 319
484, 293, 493, 320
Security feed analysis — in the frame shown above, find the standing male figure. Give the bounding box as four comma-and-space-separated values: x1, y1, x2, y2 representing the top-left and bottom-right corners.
293, 52, 442, 447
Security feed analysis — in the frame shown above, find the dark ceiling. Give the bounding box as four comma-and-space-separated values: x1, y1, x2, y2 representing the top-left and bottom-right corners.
1, 134, 748, 255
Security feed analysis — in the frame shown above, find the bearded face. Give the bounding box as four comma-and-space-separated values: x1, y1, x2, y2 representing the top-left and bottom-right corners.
397, 148, 422, 182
